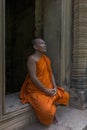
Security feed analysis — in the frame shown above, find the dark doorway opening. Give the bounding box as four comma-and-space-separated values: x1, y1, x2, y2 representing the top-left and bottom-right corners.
5, 0, 35, 94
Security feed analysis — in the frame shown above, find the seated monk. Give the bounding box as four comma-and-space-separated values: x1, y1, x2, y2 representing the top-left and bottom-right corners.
19, 38, 69, 126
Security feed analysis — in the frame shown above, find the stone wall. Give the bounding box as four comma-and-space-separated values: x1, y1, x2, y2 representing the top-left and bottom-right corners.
43, 0, 72, 90
43, 0, 61, 85
35, 0, 43, 37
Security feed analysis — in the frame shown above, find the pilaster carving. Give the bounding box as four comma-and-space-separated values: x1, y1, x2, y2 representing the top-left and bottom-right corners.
70, 0, 87, 109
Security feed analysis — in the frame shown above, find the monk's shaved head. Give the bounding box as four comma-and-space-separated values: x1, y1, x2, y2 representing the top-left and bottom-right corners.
32, 38, 44, 45
32, 38, 46, 53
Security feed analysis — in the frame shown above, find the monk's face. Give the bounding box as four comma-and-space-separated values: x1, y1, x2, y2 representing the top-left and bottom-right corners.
34, 39, 47, 53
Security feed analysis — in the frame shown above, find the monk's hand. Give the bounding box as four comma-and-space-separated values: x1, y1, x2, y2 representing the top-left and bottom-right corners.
46, 89, 56, 96
53, 88, 57, 95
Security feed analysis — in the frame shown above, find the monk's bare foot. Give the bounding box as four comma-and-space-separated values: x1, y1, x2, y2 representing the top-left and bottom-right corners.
53, 116, 58, 124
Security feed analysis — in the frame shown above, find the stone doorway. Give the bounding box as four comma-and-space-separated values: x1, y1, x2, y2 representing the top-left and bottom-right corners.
5, 0, 35, 113
5, 0, 35, 94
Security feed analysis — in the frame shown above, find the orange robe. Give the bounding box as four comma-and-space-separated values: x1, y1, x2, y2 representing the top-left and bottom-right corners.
20, 55, 69, 125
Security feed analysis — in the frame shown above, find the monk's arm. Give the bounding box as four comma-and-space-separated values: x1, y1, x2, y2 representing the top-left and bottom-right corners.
27, 56, 53, 95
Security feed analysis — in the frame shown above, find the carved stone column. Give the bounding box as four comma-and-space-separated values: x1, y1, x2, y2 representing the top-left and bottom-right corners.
70, 0, 87, 109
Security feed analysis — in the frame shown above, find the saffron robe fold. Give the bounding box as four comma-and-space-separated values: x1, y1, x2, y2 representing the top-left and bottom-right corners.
20, 55, 69, 125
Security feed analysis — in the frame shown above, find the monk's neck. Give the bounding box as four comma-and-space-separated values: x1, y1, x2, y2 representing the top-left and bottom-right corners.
34, 51, 43, 57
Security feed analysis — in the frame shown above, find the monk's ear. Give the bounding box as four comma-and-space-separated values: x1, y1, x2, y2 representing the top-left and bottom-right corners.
33, 44, 37, 50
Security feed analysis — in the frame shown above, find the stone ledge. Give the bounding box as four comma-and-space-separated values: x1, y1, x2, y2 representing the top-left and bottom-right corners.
0, 109, 37, 130
5, 92, 29, 113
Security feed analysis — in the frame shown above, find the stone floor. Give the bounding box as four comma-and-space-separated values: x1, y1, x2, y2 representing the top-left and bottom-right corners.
25, 122, 71, 130
24, 106, 87, 130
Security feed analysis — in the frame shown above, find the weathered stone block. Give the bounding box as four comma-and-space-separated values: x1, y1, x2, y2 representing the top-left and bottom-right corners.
70, 88, 87, 109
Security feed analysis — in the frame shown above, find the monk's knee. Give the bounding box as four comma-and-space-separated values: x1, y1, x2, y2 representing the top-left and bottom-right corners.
44, 106, 55, 116
41, 113, 54, 126
66, 92, 70, 100
41, 106, 56, 125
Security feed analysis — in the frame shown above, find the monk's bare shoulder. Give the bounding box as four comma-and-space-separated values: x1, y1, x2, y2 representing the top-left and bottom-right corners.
27, 55, 37, 76
27, 55, 36, 65
28, 55, 35, 61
